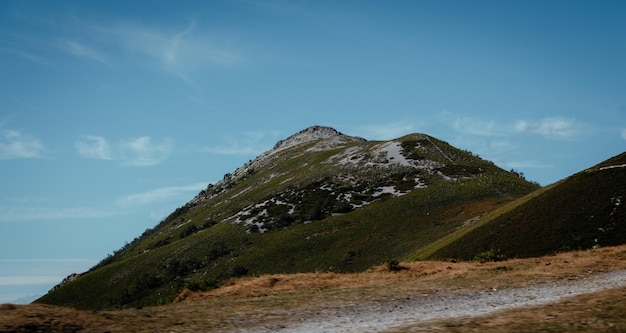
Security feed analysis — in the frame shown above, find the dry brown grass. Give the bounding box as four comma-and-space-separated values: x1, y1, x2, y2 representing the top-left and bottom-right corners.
3, 245, 626, 332
179, 244, 626, 300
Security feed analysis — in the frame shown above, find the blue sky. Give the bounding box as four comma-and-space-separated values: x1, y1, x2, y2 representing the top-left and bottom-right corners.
1, 0, 624, 303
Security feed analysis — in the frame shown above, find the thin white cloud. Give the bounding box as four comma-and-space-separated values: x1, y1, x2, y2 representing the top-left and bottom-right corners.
200, 131, 279, 155
450, 135, 516, 158
0, 206, 115, 222
120, 136, 173, 166
439, 111, 592, 141
117, 182, 208, 207
621, 128, 626, 140
8, 16, 246, 85
0, 128, 46, 159
75, 135, 112, 160
0, 276, 62, 286
452, 118, 503, 137
499, 160, 554, 170
0, 258, 93, 263
514, 117, 590, 139
61, 39, 111, 66
0, 47, 49, 66
436, 111, 507, 137
75, 135, 173, 166
187, 94, 223, 113
110, 21, 245, 83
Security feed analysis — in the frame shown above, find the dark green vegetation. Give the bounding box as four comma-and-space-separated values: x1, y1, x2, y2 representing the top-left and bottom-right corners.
37, 127, 624, 311
427, 152, 626, 261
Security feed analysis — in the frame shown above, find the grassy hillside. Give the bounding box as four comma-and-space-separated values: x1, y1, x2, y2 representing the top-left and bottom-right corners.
428, 152, 626, 261
9, 246, 626, 332
36, 130, 539, 310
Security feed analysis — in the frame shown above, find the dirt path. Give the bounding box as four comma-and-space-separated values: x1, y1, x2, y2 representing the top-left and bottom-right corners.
232, 270, 626, 333
3, 246, 626, 332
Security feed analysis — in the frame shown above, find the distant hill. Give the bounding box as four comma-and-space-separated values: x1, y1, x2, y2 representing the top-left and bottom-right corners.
425, 152, 626, 261
36, 126, 542, 309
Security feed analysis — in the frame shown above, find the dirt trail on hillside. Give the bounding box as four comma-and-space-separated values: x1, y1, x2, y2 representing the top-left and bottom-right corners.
239, 270, 626, 333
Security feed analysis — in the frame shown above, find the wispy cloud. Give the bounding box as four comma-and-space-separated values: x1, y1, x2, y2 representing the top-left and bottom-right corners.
443, 113, 505, 137
200, 131, 279, 155
452, 117, 506, 136
502, 160, 554, 169
514, 117, 591, 139
0, 47, 49, 66
0, 128, 46, 159
0, 276, 62, 286
438, 111, 592, 141
75, 135, 173, 166
0, 258, 93, 263
61, 39, 111, 66
5, 11, 247, 86
117, 182, 208, 207
621, 128, 626, 140
428, 111, 597, 184
75, 135, 112, 160
436, 109, 593, 141
0, 206, 115, 222
109, 20, 246, 83
187, 94, 223, 113
119, 136, 173, 166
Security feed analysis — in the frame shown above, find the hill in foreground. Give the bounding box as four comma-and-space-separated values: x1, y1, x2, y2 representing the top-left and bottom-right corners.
37, 126, 539, 310
425, 152, 626, 261
5, 245, 626, 332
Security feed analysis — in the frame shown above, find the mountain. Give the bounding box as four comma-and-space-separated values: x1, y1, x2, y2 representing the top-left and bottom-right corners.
422, 152, 626, 261
37, 126, 539, 310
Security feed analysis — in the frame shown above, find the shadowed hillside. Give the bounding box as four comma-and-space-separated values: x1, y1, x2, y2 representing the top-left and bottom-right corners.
428, 152, 626, 260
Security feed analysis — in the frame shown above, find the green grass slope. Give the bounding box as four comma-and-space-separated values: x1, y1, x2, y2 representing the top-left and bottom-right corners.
428, 152, 626, 261
36, 130, 538, 310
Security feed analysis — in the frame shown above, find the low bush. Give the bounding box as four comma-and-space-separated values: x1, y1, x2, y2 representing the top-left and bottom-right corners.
474, 249, 507, 263
386, 260, 406, 272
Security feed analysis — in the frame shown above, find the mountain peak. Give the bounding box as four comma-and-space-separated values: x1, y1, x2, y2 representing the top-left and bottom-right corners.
37, 125, 546, 310
272, 126, 346, 152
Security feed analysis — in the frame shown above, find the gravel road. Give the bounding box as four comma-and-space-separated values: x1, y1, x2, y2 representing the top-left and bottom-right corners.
239, 269, 626, 333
